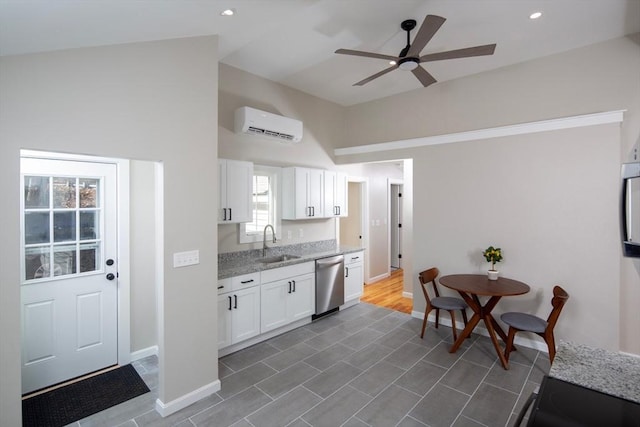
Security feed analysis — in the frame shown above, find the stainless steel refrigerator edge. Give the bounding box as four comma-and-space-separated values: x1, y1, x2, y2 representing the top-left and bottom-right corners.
315, 255, 345, 317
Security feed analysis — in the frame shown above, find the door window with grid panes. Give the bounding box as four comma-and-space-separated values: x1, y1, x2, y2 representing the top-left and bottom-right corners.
23, 175, 102, 282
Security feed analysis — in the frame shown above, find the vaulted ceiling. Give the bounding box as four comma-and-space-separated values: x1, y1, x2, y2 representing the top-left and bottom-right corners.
1, 0, 638, 106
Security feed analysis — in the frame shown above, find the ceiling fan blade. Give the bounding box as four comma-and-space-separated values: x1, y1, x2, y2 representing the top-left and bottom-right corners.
411, 65, 437, 87
406, 15, 446, 57
420, 44, 497, 62
335, 48, 397, 62
354, 65, 399, 86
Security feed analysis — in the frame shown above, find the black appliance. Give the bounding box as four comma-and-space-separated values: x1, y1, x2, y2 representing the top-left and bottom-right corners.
524, 376, 640, 427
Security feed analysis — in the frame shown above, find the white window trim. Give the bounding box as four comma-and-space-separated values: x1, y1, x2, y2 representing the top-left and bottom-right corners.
238, 165, 282, 244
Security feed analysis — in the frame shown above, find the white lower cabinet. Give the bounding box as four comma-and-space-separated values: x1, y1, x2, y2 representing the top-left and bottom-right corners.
218, 273, 261, 350
261, 273, 314, 333
344, 251, 364, 302
261, 262, 315, 334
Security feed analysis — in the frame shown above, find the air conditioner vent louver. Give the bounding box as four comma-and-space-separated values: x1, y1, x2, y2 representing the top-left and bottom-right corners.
235, 107, 303, 143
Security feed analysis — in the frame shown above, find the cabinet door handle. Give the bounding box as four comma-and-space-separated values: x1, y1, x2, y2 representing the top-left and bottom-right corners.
229, 208, 232, 221
234, 294, 238, 309
240, 279, 254, 284
228, 296, 232, 311
351, 256, 359, 261
337, 206, 341, 215
287, 281, 291, 294
292, 280, 296, 293
218, 285, 224, 290
345, 267, 349, 278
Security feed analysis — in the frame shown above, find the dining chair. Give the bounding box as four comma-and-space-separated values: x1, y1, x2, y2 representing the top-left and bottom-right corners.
501, 285, 569, 365
418, 267, 468, 340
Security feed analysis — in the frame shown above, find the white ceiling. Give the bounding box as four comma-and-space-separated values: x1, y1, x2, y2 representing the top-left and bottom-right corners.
1, 0, 639, 106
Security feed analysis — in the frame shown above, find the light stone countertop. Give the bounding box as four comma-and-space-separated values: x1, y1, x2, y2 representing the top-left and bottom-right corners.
549, 341, 640, 403
218, 239, 364, 280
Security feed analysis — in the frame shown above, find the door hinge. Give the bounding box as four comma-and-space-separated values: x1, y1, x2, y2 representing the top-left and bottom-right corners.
398, 193, 402, 197
398, 223, 402, 228
398, 254, 402, 259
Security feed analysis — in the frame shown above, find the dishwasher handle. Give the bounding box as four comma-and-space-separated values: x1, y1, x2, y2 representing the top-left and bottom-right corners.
316, 255, 344, 267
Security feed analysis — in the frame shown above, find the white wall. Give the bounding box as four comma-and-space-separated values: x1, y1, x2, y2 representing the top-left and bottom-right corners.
217, 63, 345, 254
130, 160, 157, 352
0, 36, 219, 425
361, 162, 404, 280
338, 35, 640, 353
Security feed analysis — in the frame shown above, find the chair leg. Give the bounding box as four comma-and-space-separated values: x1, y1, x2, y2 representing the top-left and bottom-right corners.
461, 309, 469, 338
449, 311, 458, 341
544, 331, 556, 364
435, 309, 440, 329
420, 310, 429, 338
504, 327, 517, 363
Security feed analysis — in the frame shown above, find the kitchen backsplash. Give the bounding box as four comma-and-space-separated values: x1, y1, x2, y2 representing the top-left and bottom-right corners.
218, 239, 337, 265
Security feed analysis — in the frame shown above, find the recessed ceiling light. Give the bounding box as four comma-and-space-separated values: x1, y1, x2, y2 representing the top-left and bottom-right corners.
389, 60, 397, 65
220, 9, 235, 16
529, 12, 542, 19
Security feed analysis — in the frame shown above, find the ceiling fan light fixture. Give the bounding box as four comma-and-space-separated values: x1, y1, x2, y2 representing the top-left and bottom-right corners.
398, 57, 419, 71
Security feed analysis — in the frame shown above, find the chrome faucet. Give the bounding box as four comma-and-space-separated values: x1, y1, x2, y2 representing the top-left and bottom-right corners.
263, 224, 277, 257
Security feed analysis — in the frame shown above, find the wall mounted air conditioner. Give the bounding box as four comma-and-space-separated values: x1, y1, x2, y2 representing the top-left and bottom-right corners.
234, 106, 303, 143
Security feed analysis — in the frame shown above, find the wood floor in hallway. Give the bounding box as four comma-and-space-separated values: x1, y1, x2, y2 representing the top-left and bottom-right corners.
361, 268, 413, 314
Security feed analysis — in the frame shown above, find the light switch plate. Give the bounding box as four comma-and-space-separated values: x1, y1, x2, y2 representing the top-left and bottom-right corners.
173, 250, 199, 268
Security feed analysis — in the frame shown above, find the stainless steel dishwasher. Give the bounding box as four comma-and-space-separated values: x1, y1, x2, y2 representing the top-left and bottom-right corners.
314, 255, 344, 319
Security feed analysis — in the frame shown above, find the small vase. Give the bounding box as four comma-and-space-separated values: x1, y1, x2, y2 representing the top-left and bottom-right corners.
487, 270, 499, 281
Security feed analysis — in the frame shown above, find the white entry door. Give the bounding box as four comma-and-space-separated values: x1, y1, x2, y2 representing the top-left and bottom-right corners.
20, 157, 118, 394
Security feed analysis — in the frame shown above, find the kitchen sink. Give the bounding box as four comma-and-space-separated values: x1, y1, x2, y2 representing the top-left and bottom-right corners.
258, 254, 301, 264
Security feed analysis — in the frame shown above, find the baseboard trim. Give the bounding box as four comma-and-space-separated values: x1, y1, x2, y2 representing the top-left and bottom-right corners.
155, 380, 221, 417
367, 272, 390, 284
130, 345, 158, 362
402, 291, 413, 299
411, 310, 549, 353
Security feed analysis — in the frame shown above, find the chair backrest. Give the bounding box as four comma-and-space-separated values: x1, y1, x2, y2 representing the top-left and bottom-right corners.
418, 267, 441, 304
546, 285, 569, 331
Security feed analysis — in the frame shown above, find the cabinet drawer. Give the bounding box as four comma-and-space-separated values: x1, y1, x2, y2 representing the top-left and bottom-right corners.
218, 278, 231, 294
261, 261, 314, 284
232, 272, 260, 291
345, 251, 364, 265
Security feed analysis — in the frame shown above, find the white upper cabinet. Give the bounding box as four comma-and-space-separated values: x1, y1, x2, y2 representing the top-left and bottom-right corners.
218, 159, 253, 224
324, 171, 348, 217
282, 167, 324, 219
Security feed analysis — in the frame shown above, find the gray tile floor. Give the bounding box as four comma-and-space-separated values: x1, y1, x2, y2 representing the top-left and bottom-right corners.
70, 302, 548, 427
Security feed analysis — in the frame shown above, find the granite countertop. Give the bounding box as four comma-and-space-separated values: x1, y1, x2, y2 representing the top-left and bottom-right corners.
549, 341, 640, 403
218, 239, 364, 279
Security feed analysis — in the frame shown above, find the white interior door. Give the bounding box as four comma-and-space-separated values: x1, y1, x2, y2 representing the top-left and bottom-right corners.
20, 157, 118, 394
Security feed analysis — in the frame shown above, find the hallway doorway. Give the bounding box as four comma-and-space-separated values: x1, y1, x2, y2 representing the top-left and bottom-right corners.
361, 269, 412, 314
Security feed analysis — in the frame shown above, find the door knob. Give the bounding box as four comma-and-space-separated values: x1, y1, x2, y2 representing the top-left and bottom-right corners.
106, 259, 114, 266
106, 273, 115, 281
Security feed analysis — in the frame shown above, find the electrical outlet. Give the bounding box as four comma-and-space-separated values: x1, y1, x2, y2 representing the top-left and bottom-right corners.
173, 250, 199, 268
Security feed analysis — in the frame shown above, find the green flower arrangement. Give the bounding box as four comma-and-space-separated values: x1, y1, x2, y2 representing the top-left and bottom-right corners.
483, 246, 503, 271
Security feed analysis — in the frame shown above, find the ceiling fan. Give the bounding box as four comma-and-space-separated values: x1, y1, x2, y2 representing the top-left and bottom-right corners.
335, 15, 496, 87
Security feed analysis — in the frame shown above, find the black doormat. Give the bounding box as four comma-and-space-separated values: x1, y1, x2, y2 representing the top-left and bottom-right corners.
22, 364, 150, 427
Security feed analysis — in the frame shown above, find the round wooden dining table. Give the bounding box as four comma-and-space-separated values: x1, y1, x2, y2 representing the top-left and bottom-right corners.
439, 274, 530, 369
